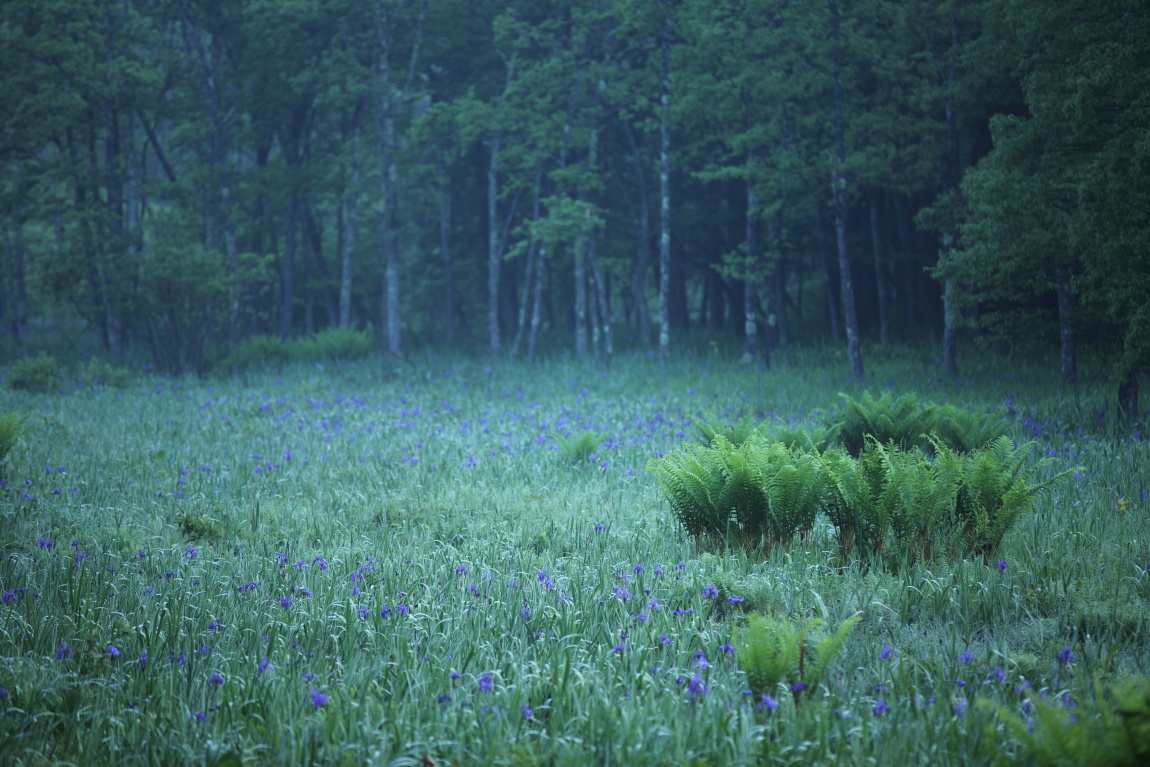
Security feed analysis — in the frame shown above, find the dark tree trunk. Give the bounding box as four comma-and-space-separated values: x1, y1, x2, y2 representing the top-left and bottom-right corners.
281, 192, 297, 338
1055, 267, 1077, 384
339, 130, 360, 330
829, 0, 863, 378
658, 15, 672, 371
743, 174, 758, 363
1118, 370, 1140, 422
487, 130, 503, 358
624, 122, 653, 346
816, 205, 840, 342
868, 188, 889, 345
893, 191, 916, 335
940, 9, 961, 379
437, 150, 454, 343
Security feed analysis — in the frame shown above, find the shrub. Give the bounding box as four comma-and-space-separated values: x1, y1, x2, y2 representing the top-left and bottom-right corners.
556, 430, 605, 464
692, 415, 764, 447
989, 677, 1150, 767
735, 612, 861, 705
220, 335, 293, 372
7, 353, 64, 393
825, 391, 1007, 457
0, 411, 26, 476
75, 358, 131, 388
648, 433, 822, 550
954, 436, 1072, 562
300, 327, 372, 360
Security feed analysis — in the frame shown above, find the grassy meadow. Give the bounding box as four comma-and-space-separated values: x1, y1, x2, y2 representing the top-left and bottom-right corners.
1, 344, 1148, 766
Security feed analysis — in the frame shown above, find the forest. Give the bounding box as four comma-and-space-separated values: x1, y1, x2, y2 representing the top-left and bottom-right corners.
1, 0, 1147, 408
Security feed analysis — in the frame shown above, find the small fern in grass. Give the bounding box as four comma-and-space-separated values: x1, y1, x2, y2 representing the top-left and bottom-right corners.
0, 411, 26, 476
556, 430, 605, 464
692, 415, 764, 447
988, 677, 1150, 767
735, 612, 861, 704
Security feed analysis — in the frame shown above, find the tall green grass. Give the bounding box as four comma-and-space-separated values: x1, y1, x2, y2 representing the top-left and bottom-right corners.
0, 345, 1147, 765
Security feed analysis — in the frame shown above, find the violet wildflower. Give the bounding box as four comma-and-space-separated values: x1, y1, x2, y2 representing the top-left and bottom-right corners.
789, 682, 808, 693
702, 583, 719, 599
521, 704, 534, 719
658, 634, 671, 646
478, 672, 494, 693
185, 545, 199, 559
137, 652, 148, 667
209, 674, 224, 685
727, 596, 744, 605
872, 698, 891, 716
612, 642, 628, 654
953, 698, 968, 718
258, 658, 271, 674
208, 620, 222, 631
594, 524, 605, 531
992, 666, 1006, 683
757, 694, 778, 712
958, 650, 974, 664
395, 604, 409, 615
996, 560, 1008, 572
56, 641, 72, 660
880, 644, 897, 660
280, 597, 293, 610
633, 564, 645, 575
455, 564, 468, 576
190, 710, 206, 723
309, 689, 328, 708
1058, 646, 1076, 664
107, 645, 120, 657
687, 673, 708, 698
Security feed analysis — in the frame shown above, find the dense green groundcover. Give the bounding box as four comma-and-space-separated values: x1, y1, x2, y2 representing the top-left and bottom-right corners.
1, 347, 1148, 765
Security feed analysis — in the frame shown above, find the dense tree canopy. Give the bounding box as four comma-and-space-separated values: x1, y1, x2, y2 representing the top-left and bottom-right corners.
0, 0, 1145, 406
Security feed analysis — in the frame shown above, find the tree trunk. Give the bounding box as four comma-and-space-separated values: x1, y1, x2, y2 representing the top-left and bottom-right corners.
574, 223, 589, 359
658, 16, 672, 372
893, 191, 916, 335
624, 122, 652, 346
281, 191, 297, 338
868, 188, 889, 345
940, 9, 960, 378
829, 0, 863, 379
588, 227, 612, 373
816, 205, 840, 342
437, 150, 454, 343
527, 241, 547, 365
339, 131, 360, 329
487, 130, 503, 358
1118, 370, 1140, 422
743, 175, 758, 363
1055, 267, 1077, 384
513, 172, 542, 357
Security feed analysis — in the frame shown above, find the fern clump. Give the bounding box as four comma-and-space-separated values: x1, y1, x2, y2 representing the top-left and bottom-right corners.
0, 411, 27, 477
7, 353, 64, 393
691, 415, 764, 447
988, 677, 1150, 767
760, 421, 837, 454
649, 434, 823, 550
825, 391, 1007, 457
735, 612, 861, 704
556, 430, 605, 465
955, 436, 1073, 562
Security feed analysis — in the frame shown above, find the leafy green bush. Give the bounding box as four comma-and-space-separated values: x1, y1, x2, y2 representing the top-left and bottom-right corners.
648, 433, 822, 549
692, 415, 765, 447
75, 358, 131, 388
556, 430, 605, 464
825, 391, 1007, 457
0, 411, 26, 476
298, 327, 373, 360
7, 353, 64, 393
220, 335, 294, 372
735, 612, 861, 705
954, 436, 1072, 562
990, 677, 1150, 767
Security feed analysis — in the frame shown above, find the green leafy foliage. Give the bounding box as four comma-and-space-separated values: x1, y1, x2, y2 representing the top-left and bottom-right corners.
989, 677, 1150, 767
735, 612, 861, 704
0, 411, 26, 475
7, 353, 64, 393
556, 430, 605, 465
692, 416, 764, 447
648, 433, 822, 550
826, 391, 1007, 457
955, 436, 1073, 562
74, 358, 131, 389
220, 329, 374, 372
